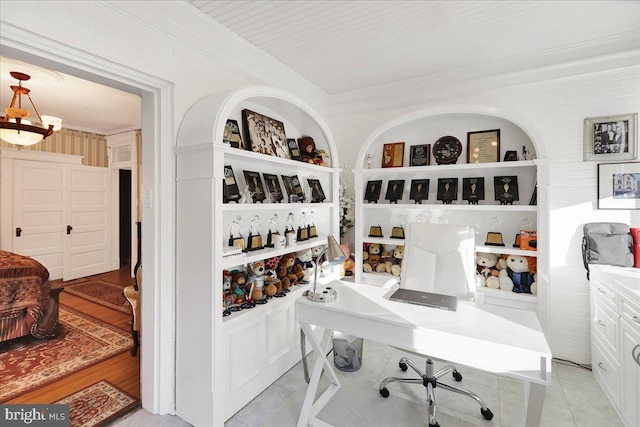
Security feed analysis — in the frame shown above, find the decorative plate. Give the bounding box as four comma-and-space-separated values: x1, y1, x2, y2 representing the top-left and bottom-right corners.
432, 136, 462, 165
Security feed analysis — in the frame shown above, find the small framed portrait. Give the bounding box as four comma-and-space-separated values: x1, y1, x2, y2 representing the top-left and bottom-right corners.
243, 170, 266, 203
410, 144, 431, 166
494, 176, 519, 205
241, 109, 290, 158
307, 178, 326, 203
503, 150, 518, 161
584, 113, 637, 161
223, 165, 241, 203
385, 180, 405, 204
282, 175, 304, 202
287, 139, 302, 161
381, 142, 405, 168
364, 180, 382, 203
223, 119, 244, 149
409, 179, 430, 204
437, 178, 458, 204
467, 129, 500, 164
462, 177, 485, 205
263, 173, 284, 203
597, 162, 640, 209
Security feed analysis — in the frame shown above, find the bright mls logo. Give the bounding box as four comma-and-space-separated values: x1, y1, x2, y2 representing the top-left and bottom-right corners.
1, 405, 69, 426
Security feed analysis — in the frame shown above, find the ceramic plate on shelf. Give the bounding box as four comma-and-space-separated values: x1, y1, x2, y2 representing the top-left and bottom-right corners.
432, 136, 462, 165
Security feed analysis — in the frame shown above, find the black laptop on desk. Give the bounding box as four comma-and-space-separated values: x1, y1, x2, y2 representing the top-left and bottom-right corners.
387, 288, 458, 311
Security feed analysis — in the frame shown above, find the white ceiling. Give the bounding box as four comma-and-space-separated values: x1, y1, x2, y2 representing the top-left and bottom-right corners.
1, 1, 638, 134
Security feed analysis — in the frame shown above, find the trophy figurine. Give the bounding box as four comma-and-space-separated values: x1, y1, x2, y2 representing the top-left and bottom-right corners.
297, 212, 309, 241
246, 215, 264, 251
391, 211, 407, 239
285, 212, 296, 239
228, 216, 245, 251
368, 224, 384, 238
307, 211, 318, 239
266, 214, 280, 248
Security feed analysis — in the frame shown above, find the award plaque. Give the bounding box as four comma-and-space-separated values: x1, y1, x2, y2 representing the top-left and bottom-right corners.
263, 173, 284, 203
385, 180, 405, 204
381, 142, 405, 168
462, 177, 485, 205
282, 175, 305, 202
243, 170, 267, 203
437, 178, 458, 204
494, 176, 519, 205
390, 226, 405, 239
368, 225, 384, 238
246, 216, 264, 251
364, 180, 383, 203
223, 119, 244, 149
307, 178, 326, 203
467, 129, 500, 164
485, 232, 505, 247
223, 165, 241, 203
503, 150, 518, 161
287, 138, 302, 161
409, 179, 430, 204
410, 144, 431, 166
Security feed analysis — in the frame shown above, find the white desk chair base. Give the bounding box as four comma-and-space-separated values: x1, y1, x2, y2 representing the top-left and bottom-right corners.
379, 357, 493, 427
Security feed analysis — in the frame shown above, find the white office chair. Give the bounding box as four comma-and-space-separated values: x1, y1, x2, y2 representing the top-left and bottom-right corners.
379, 222, 493, 427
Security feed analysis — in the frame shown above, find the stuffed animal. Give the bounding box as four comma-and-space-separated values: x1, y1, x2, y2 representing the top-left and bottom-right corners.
475, 252, 500, 289
230, 271, 247, 303
246, 261, 266, 301
363, 243, 382, 273
222, 270, 233, 307
278, 253, 304, 290
499, 255, 536, 294
296, 248, 315, 281
298, 136, 323, 164
264, 256, 282, 296
376, 245, 404, 276
340, 243, 355, 278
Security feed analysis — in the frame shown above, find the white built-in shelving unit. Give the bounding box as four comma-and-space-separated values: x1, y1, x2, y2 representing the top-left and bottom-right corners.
175, 86, 339, 426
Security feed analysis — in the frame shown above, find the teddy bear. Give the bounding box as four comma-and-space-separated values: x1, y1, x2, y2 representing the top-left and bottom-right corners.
475, 252, 500, 289
230, 271, 247, 304
246, 261, 266, 301
296, 248, 315, 281
278, 252, 304, 290
297, 136, 323, 164
362, 243, 382, 273
339, 243, 355, 278
222, 270, 234, 307
376, 245, 404, 276
498, 255, 536, 294
264, 256, 282, 296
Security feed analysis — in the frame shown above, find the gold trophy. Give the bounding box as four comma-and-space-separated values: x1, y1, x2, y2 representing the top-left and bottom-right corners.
246, 215, 264, 251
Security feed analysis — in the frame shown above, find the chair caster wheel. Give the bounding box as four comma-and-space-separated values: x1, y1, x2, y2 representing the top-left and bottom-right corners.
481, 408, 494, 420
379, 387, 390, 398
399, 361, 408, 371
452, 371, 462, 382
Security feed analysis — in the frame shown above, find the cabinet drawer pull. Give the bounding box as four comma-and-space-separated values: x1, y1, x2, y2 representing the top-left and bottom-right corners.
633, 345, 640, 367
596, 320, 606, 327
633, 316, 640, 324
597, 362, 607, 371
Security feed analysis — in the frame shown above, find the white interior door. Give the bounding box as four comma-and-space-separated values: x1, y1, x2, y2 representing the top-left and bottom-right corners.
63, 164, 111, 280
12, 160, 65, 279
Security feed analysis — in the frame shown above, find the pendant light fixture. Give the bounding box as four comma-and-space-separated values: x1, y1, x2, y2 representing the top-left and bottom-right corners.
0, 71, 62, 146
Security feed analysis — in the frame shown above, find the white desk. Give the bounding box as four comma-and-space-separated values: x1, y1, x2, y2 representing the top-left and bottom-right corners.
296, 281, 552, 427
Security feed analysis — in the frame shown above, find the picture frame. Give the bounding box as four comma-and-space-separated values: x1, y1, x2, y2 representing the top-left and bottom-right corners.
282, 175, 304, 202
364, 180, 382, 203
409, 179, 430, 204
223, 119, 244, 149
385, 180, 405, 204
437, 178, 458, 204
287, 138, 302, 161
493, 176, 519, 205
307, 178, 326, 203
584, 113, 637, 161
409, 144, 430, 166
223, 165, 241, 203
467, 129, 500, 164
381, 142, 405, 168
241, 109, 290, 158
263, 173, 284, 203
243, 170, 266, 203
503, 150, 518, 161
597, 162, 640, 209
462, 177, 485, 204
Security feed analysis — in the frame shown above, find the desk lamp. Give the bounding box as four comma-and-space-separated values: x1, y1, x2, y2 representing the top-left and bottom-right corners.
305, 235, 347, 302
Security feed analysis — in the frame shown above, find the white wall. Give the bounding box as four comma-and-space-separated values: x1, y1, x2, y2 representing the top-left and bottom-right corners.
329, 65, 640, 364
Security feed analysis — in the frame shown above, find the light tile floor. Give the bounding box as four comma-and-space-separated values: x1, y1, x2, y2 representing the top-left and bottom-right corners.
113, 341, 623, 426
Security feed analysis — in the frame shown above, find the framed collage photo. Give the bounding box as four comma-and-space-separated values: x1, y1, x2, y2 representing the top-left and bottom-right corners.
382, 142, 405, 168
263, 173, 284, 203
385, 180, 405, 204
437, 178, 458, 203
409, 179, 430, 204
467, 129, 500, 164
584, 113, 637, 161
364, 180, 382, 203
494, 176, 519, 205
243, 170, 266, 203
223, 119, 244, 149
597, 162, 640, 209
282, 175, 304, 202
462, 177, 485, 205
241, 109, 290, 158
307, 178, 326, 203
223, 165, 241, 203
410, 144, 431, 166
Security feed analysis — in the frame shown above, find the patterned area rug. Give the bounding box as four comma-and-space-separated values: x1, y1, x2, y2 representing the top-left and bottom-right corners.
55, 380, 139, 427
63, 279, 131, 313
0, 306, 133, 401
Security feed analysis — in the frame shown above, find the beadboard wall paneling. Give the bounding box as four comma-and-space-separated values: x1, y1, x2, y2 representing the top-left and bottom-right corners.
0, 128, 108, 167
329, 65, 640, 364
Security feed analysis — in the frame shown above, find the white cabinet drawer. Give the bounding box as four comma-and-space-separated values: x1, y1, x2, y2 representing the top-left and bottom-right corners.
591, 278, 617, 310
591, 333, 620, 402
620, 293, 640, 332
591, 300, 618, 355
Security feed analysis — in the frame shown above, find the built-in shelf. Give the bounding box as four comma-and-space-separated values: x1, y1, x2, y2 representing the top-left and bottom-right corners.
362, 160, 537, 176
222, 235, 327, 269
364, 237, 405, 246
362, 203, 537, 212
222, 283, 310, 324
475, 245, 538, 257
222, 144, 336, 173
476, 286, 537, 303
222, 202, 332, 211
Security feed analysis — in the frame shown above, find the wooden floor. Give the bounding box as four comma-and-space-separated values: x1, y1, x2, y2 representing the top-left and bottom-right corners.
5, 265, 141, 404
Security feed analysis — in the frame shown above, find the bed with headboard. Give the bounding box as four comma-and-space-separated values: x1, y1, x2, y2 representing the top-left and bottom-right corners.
0, 250, 61, 342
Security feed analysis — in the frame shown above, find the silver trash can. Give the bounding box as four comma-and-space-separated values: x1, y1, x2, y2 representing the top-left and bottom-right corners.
333, 331, 363, 372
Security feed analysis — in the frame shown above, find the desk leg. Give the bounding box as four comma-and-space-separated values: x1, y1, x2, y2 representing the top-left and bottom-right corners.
523, 381, 546, 427
298, 322, 341, 427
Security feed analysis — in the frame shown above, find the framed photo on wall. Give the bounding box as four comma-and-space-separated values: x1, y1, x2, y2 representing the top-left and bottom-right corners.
467, 129, 500, 164
382, 142, 405, 168
241, 109, 290, 158
584, 113, 637, 161
597, 162, 640, 209
410, 144, 430, 166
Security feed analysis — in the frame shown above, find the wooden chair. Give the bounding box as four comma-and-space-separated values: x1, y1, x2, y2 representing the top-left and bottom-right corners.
124, 264, 141, 356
